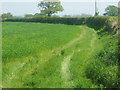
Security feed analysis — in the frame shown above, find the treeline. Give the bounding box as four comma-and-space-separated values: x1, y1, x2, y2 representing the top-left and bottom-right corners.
3, 16, 119, 34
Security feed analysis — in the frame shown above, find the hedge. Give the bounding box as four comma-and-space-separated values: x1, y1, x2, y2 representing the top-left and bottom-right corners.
4, 17, 86, 25
4, 16, 118, 31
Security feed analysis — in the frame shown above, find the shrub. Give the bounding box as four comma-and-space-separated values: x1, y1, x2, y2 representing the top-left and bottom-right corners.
85, 35, 119, 88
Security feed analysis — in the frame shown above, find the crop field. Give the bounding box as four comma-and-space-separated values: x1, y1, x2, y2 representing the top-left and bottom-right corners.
2, 22, 119, 88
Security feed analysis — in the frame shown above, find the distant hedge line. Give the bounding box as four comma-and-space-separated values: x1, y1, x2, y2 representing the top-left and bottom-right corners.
4, 16, 118, 30
4, 17, 86, 25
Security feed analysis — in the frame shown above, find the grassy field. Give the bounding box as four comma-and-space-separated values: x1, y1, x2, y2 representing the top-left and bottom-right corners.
2, 22, 119, 88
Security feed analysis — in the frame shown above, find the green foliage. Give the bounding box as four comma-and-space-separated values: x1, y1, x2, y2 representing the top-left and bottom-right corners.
103, 5, 120, 16
24, 14, 33, 17
86, 16, 108, 30
85, 16, 119, 35
1, 13, 13, 19
34, 13, 47, 17
85, 34, 119, 88
5, 16, 86, 25
38, 0, 64, 16
95, 11, 99, 16
63, 15, 72, 17
4, 16, 118, 34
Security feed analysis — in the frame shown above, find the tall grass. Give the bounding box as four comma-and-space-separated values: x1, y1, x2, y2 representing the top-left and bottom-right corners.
2, 22, 82, 62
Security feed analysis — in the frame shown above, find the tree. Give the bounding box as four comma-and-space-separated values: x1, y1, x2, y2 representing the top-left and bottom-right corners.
63, 15, 71, 17
24, 14, 33, 17
34, 13, 46, 17
81, 13, 92, 17
38, 0, 64, 16
1, 13, 13, 19
103, 5, 120, 16
95, 11, 99, 16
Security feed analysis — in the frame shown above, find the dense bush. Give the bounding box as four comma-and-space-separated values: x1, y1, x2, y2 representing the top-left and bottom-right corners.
86, 16, 108, 30
85, 35, 119, 88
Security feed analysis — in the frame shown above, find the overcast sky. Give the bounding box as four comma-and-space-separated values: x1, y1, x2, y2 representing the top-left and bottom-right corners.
1, 0, 119, 16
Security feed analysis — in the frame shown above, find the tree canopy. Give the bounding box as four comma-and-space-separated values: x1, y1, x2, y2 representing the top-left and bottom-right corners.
38, 0, 64, 16
1, 13, 13, 19
103, 5, 120, 16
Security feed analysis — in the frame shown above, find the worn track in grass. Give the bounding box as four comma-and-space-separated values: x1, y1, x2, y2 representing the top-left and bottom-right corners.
2, 24, 98, 88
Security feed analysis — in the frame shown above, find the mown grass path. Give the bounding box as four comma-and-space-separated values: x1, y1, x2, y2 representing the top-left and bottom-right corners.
61, 53, 74, 87
61, 28, 86, 87
60, 27, 98, 88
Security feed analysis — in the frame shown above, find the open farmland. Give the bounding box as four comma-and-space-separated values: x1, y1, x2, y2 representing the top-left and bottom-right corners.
2, 22, 119, 88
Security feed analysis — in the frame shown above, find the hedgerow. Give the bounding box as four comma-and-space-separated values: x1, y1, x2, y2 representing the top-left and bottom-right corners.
4, 16, 118, 33
85, 34, 119, 88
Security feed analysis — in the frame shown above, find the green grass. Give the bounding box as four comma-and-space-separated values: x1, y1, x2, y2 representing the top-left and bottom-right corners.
2, 22, 119, 88
2, 22, 82, 62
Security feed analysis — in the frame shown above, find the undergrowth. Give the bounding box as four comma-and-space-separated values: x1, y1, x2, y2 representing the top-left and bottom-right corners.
85, 34, 119, 88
